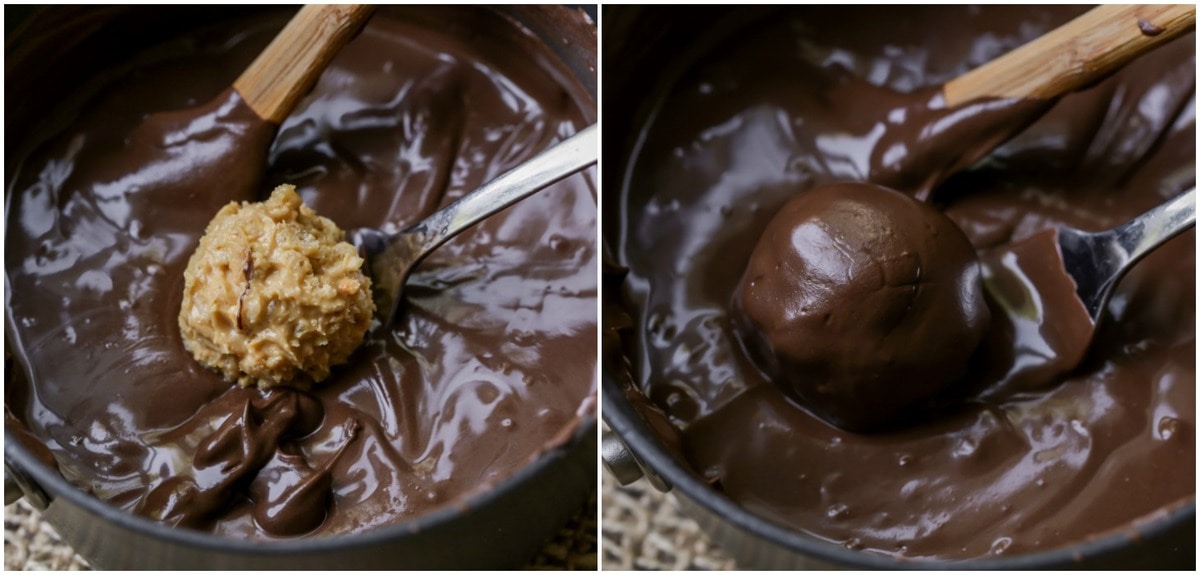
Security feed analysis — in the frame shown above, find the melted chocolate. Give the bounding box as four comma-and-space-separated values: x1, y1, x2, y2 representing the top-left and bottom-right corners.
613, 6, 1193, 560
1139, 19, 1166, 37
974, 229, 1096, 400
6, 7, 596, 539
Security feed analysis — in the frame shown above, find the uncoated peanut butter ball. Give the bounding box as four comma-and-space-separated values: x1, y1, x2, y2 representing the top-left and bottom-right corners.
179, 184, 374, 389
734, 182, 989, 431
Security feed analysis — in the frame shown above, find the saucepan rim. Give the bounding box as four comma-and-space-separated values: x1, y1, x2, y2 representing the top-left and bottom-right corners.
602, 368, 1196, 569
4, 411, 596, 557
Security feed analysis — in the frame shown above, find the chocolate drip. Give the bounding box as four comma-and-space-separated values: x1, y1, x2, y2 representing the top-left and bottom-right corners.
137, 389, 325, 530
1139, 19, 1166, 37
250, 421, 360, 536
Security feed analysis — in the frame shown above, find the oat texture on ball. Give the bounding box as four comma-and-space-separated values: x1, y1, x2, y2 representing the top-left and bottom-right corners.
179, 184, 374, 389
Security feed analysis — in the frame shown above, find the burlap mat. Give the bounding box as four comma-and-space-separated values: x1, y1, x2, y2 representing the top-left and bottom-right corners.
600, 472, 736, 570
4, 501, 88, 571
5, 491, 597, 570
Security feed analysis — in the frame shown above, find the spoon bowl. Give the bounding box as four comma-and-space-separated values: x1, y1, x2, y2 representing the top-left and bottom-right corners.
1059, 186, 1196, 324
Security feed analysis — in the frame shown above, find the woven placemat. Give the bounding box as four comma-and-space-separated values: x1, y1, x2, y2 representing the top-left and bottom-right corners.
4, 500, 88, 571
600, 472, 737, 570
5, 491, 597, 570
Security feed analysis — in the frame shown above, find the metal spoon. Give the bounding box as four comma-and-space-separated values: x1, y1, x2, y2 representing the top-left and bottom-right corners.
1058, 186, 1195, 324
975, 186, 1194, 398
351, 123, 598, 323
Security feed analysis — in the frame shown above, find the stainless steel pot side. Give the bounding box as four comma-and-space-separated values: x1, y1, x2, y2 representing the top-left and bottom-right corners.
599, 5, 1196, 570
3, 5, 598, 570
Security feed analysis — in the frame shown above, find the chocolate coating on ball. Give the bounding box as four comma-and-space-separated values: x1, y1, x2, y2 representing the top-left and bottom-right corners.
735, 182, 989, 431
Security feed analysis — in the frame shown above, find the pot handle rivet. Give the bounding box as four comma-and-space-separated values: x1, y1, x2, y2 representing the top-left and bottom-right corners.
5, 460, 51, 511
4, 473, 23, 506
601, 430, 671, 492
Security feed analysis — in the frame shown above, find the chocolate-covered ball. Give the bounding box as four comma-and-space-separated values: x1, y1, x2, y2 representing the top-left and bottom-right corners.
734, 182, 989, 431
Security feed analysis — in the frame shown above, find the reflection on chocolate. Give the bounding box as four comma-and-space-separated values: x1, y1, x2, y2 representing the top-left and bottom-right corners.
974, 229, 1095, 400
6, 7, 596, 539
735, 182, 988, 431
615, 5, 1194, 560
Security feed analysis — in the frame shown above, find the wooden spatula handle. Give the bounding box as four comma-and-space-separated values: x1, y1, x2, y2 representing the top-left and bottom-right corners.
943, 5, 1195, 107
233, 5, 375, 124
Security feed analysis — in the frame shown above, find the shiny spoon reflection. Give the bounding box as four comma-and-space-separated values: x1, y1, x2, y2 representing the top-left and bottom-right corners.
351, 123, 598, 323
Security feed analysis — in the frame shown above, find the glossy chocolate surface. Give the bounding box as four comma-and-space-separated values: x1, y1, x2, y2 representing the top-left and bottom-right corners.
6, 7, 596, 539
613, 6, 1194, 559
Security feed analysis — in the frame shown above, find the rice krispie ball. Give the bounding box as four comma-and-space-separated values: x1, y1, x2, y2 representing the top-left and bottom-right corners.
179, 184, 374, 389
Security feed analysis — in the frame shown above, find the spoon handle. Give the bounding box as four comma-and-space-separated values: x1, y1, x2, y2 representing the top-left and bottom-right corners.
1112, 186, 1196, 265
407, 123, 598, 259
944, 4, 1195, 106
233, 5, 376, 123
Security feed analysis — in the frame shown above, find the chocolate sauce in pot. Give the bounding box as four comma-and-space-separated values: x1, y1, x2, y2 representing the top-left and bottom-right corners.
6, 7, 596, 539
614, 6, 1193, 560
